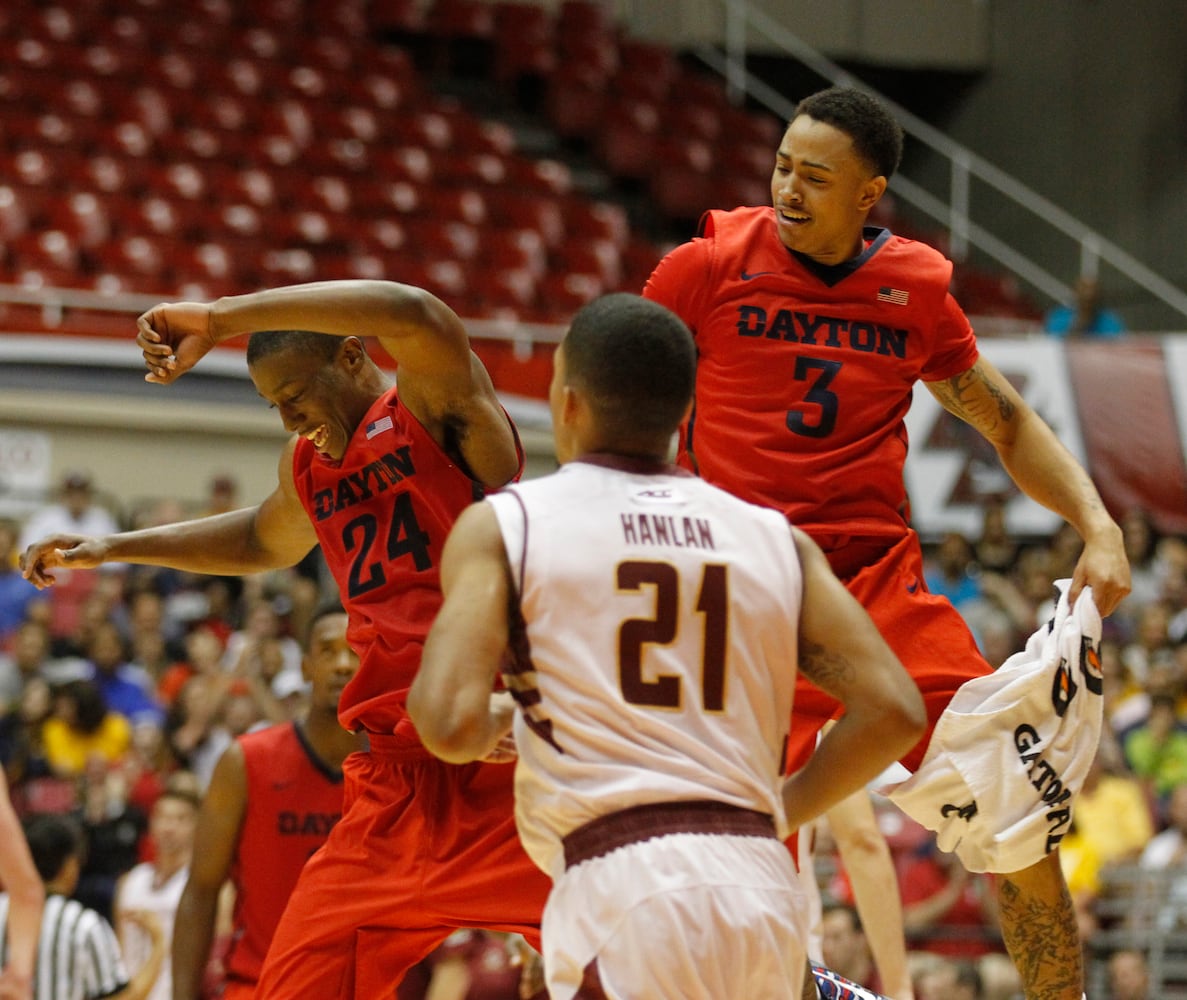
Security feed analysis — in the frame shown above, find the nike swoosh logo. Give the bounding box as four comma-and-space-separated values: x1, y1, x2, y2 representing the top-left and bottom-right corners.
906, 581, 919, 594
740, 270, 775, 281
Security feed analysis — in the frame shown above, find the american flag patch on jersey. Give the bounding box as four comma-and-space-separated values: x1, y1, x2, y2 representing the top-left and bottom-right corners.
365, 415, 394, 439
877, 286, 909, 305
811, 963, 892, 1000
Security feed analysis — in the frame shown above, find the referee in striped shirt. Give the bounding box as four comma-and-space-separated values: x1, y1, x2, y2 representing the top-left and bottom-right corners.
0, 815, 164, 1000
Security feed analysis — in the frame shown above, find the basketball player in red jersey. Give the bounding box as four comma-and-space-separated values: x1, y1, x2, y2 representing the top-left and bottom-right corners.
644, 88, 1130, 1000
172, 603, 364, 1000
20, 279, 551, 998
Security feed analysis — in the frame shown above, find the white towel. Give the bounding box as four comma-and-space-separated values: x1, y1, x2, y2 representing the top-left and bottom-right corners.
885, 579, 1103, 873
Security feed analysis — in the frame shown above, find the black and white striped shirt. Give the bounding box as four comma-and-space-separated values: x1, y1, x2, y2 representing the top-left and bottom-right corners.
0, 892, 129, 1000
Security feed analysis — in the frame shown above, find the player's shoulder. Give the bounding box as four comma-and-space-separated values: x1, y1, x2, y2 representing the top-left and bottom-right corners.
699, 204, 772, 238
238, 720, 294, 757
877, 228, 953, 269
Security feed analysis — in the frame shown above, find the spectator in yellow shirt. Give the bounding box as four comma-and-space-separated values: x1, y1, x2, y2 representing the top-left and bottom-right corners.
43, 679, 131, 778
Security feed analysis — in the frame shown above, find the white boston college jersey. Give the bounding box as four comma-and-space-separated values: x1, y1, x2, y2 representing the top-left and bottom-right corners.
489, 455, 802, 879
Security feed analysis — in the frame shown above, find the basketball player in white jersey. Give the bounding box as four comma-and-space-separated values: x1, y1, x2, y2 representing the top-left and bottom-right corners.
409, 293, 926, 1000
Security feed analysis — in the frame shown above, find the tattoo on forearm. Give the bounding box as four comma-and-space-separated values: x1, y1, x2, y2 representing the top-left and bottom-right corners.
934, 368, 1016, 431
799, 637, 856, 690
997, 875, 1082, 998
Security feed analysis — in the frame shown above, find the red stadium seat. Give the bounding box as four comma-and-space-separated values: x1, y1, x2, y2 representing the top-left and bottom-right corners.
618, 39, 678, 85
544, 74, 607, 140
653, 135, 716, 174
665, 102, 723, 142
91, 270, 173, 297
371, 0, 426, 35
562, 196, 630, 248
92, 233, 174, 281
503, 157, 572, 195
478, 227, 548, 276
468, 266, 537, 311
43, 192, 111, 248
619, 238, 665, 292
648, 164, 716, 228
10, 229, 82, 272
596, 105, 658, 182
536, 270, 603, 320
492, 2, 555, 94
557, 0, 613, 37
713, 173, 771, 213
401, 218, 480, 261
553, 240, 622, 288
82, 156, 151, 198
419, 187, 488, 227
0, 185, 34, 241
485, 191, 564, 248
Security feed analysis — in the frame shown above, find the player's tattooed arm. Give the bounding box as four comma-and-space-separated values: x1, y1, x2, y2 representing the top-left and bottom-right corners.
797, 636, 857, 692
928, 361, 1017, 438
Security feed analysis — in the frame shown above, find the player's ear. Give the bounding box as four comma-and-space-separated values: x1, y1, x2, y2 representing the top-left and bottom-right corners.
858, 175, 887, 211
560, 384, 583, 427
338, 336, 367, 370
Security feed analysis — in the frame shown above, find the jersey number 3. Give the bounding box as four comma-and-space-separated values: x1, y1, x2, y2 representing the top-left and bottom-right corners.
786, 356, 841, 438
617, 560, 728, 711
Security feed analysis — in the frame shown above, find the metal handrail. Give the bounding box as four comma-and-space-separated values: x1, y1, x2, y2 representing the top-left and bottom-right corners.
702, 1, 1187, 325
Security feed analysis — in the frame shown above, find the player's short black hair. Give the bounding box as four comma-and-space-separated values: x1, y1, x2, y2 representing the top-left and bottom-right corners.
304, 600, 348, 647
793, 87, 904, 180
24, 813, 85, 883
246, 330, 344, 366
562, 293, 695, 441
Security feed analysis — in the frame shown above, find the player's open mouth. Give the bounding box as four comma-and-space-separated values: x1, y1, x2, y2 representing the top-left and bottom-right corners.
306, 425, 330, 451
777, 208, 809, 224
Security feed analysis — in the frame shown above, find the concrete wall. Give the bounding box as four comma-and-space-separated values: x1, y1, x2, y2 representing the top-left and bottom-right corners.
928, 1, 1187, 331
623, 0, 990, 69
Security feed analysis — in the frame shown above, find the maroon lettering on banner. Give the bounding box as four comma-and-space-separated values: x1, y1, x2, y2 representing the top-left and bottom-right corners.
1066, 339, 1187, 535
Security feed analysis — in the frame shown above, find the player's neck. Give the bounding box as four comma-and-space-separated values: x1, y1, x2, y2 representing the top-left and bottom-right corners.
301, 712, 365, 768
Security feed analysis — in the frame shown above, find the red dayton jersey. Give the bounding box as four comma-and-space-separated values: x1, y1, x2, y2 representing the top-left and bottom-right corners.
293, 385, 516, 740
644, 206, 979, 541
224, 722, 344, 986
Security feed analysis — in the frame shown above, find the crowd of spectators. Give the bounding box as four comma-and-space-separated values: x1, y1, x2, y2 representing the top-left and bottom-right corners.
3, 468, 1185, 998
0, 473, 321, 916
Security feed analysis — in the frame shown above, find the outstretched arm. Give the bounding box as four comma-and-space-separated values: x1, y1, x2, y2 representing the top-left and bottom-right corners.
782, 529, 926, 832
136, 280, 520, 489
22, 440, 317, 588
408, 501, 513, 764
927, 356, 1130, 614
173, 742, 247, 1000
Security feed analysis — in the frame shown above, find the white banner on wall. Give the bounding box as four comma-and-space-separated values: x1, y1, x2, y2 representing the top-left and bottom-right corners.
0, 427, 52, 500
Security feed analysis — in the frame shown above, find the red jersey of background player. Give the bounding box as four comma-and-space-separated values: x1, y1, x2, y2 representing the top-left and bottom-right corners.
223, 722, 344, 987
292, 384, 514, 742
643, 206, 979, 543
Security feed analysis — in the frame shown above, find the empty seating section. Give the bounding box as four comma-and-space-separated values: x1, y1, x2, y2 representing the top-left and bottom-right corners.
0, 0, 1037, 326
0, 0, 651, 324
